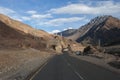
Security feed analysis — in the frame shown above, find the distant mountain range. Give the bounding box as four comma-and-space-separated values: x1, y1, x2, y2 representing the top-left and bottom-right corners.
58, 15, 120, 46
57, 29, 77, 37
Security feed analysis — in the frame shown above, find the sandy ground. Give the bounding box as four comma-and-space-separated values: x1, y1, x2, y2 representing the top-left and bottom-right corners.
71, 53, 120, 74
0, 48, 54, 80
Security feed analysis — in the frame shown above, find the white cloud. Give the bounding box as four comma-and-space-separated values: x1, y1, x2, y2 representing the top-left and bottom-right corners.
26, 10, 37, 14
44, 17, 85, 26
21, 16, 31, 21
49, 30, 61, 34
49, 1, 120, 15
63, 28, 67, 31
0, 7, 53, 22
63, 27, 73, 31
0, 7, 15, 15
68, 27, 73, 29
31, 14, 52, 19
0, 7, 24, 21
26, 10, 53, 20
11, 16, 23, 21
0, 5, 96, 30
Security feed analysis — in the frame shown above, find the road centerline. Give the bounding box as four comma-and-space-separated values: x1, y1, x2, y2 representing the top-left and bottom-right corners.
64, 58, 85, 80
74, 71, 85, 80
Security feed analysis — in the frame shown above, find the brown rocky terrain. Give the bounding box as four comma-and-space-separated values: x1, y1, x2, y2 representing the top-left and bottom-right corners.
0, 14, 84, 80
58, 15, 120, 69
0, 14, 83, 52
0, 14, 53, 50
0, 49, 54, 80
0, 14, 55, 80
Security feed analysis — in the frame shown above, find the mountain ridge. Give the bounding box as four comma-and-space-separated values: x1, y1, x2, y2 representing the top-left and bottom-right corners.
0, 14, 52, 39
0, 14, 53, 49
58, 15, 120, 46
0, 14, 83, 52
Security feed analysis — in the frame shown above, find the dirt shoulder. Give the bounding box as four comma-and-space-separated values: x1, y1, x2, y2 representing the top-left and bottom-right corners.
70, 54, 120, 74
0, 48, 54, 80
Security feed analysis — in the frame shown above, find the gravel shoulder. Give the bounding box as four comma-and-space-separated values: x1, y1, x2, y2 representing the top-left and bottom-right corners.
0, 48, 54, 80
70, 54, 120, 74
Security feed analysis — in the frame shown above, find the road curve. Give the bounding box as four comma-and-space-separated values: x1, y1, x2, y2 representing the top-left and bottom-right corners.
31, 53, 120, 80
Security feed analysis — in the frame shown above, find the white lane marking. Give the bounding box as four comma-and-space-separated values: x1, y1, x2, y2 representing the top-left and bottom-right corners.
64, 59, 85, 80
74, 71, 85, 80
29, 62, 48, 80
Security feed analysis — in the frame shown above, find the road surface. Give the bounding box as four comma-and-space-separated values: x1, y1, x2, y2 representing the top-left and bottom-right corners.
31, 53, 120, 80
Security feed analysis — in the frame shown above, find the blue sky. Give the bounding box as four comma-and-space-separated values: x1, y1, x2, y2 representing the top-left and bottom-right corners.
0, 0, 120, 33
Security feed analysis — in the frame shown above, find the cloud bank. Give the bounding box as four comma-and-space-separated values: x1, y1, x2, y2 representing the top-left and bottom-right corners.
49, 1, 120, 15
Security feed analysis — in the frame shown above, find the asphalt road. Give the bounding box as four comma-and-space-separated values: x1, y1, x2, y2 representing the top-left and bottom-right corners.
31, 53, 120, 80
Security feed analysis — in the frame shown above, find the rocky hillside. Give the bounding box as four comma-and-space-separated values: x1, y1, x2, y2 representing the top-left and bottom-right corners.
0, 14, 83, 52
59, 15, 120, 46
0, 14, 54, 50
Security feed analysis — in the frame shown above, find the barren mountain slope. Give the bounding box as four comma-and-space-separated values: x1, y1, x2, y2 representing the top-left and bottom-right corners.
0, 14, 83, 51
0, 14, 51, 38
0, 14, 53, 49
59, 15, 120, 46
